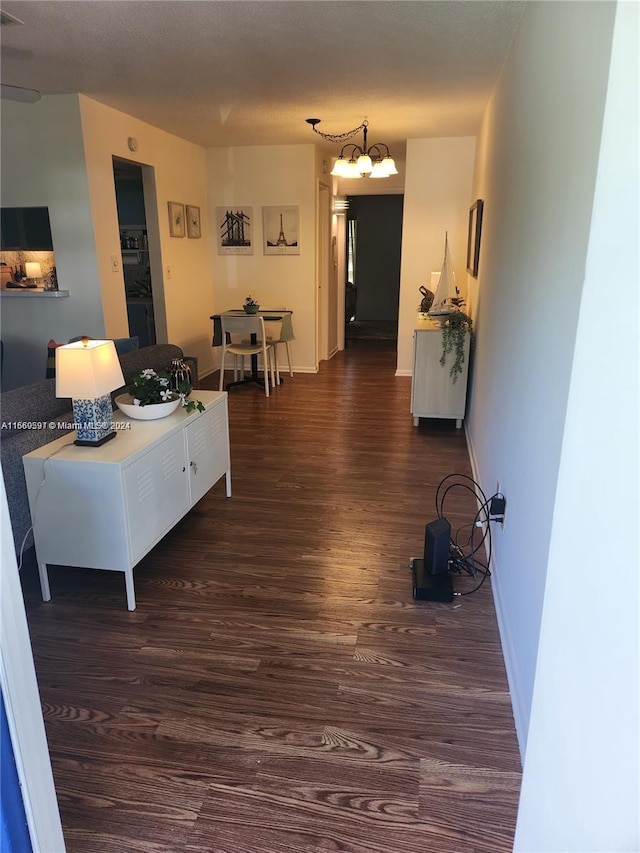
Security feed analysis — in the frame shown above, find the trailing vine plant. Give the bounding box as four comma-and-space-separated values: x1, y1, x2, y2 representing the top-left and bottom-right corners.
439, 311, 473, 382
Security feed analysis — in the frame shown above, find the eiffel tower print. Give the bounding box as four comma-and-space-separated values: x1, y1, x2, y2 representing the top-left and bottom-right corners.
264, 207, 299, 254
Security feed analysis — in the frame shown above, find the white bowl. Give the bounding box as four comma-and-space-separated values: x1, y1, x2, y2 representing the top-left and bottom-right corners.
115, 394, 181, 420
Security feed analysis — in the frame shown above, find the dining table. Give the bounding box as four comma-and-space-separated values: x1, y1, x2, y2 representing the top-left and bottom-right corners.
210, 309, 294, 391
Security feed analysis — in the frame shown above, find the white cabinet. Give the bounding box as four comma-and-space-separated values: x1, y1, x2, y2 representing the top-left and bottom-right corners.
23, 391, 231, 610
411, 316, 470, 428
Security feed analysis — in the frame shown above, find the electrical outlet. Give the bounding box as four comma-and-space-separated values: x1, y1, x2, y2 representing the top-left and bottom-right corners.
498, 482, 506, 530
110, 255, 120, 273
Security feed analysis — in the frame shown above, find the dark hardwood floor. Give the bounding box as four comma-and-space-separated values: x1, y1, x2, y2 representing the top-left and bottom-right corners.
21, 340, 521, 852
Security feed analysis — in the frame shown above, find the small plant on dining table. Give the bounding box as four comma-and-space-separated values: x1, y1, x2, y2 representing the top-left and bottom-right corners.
129, 369, 205, 413
243, 295, 260, 314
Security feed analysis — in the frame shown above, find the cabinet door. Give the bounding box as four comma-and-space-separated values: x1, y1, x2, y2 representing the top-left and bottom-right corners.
24, 457, 129, 571
412, 329, 469, 419
0, 208, 20, 249
0, 207, 53, 250
23, 207, 53, 249
186, 401, 229, 506
123, 430, 189, 562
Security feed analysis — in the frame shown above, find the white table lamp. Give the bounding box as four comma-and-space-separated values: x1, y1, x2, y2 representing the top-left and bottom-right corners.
56, 339, 125, 446
25, 262, 42, 285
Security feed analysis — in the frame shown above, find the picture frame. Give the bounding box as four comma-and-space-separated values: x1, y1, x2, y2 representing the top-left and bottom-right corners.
466, 199, 484, 277
263, 206, 300, 255
168, 201, 185, 238
216, 206, 253, 255
186, 205, 201, 239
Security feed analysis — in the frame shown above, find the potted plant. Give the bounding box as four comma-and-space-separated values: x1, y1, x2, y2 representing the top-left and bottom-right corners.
115, 368, 205, 420
439, 310, 472, 382
243, 295, 260, 314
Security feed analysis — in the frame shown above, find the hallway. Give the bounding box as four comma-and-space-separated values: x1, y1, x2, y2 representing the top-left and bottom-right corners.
21, 341, 521, 852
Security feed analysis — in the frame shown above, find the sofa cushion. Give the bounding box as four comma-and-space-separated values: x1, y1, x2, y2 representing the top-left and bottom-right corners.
2, 417, 73, 552
114, 344, 191, 396
1, 379, 71, 436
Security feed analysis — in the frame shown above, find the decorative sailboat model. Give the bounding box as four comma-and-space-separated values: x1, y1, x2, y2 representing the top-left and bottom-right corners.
428, 233, 464, 321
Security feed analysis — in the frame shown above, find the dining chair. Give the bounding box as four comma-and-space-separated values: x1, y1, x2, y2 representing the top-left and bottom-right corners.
218, 314, 276, 396
264, 310, 294, 384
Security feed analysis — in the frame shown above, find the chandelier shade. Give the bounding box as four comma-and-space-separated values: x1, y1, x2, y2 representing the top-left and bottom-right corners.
306, 118, 397, 179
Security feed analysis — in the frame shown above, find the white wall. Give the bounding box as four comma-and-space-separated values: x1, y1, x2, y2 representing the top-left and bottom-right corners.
0, 96, 105, 390
396, 137, 476, 375
79, 96, 216, 376
465, 0, 617, 750
205, 144, 318, 373
515, 3, 639, 849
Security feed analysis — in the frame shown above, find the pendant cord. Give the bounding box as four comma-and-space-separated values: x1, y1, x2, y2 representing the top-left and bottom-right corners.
306, 118, 368, 144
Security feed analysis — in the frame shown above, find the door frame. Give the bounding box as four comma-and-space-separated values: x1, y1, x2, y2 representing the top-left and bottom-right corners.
317, 182, 335, 363
0, 481, 65, 851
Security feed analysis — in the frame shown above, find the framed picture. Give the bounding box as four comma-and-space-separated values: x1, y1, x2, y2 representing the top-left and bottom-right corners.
216, 206, 253, 255
263, 206, 300, 255
466, 199, 484, 277
168, 202, 185, 238
186, 205, 201, 239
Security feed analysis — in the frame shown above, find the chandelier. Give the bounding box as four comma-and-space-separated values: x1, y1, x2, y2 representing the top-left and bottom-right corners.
306, 118, 398, 179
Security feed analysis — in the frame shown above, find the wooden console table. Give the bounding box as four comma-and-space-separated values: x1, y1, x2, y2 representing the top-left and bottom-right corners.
23, 390, 231, 610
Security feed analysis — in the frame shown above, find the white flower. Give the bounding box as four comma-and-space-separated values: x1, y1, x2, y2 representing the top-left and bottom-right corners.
133, 398, 141, 406
141, 369, 157, 378
160, 389, 173, 401
159, 377, 170, 386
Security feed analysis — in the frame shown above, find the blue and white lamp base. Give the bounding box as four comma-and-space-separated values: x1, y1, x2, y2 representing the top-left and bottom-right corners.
72, 394, 117, 446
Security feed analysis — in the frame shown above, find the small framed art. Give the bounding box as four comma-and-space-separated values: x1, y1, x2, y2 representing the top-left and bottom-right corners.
216, 207, 253, 255
466, 199, 484, 277
263, 206, 300, 255
168, 202, 185, 238
186, 205, 201, 239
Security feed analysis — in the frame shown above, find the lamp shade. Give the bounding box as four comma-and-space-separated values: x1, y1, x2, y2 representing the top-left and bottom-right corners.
25, 262, 42, 279
356, 154, 373, 175
343, 158, 362, 179
369, 161, 389, 178
330, 156, 349, 177
56, 339, 124, 399
380, 155, 398, 175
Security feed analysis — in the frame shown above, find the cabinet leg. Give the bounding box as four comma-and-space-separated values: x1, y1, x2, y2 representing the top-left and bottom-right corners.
124, 569, 136, 611
38, 562, 51, 601
413, 416, 419, 427
456, 419, 462, 429
225, 470, 232, 497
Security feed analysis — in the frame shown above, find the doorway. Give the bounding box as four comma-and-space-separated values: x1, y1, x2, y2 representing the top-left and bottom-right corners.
113, 158, 156, 347
345, 194, 403, 344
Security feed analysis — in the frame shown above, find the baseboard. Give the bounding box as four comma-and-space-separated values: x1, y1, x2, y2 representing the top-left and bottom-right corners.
464, 424, 526, 761
395, 369, 412, 377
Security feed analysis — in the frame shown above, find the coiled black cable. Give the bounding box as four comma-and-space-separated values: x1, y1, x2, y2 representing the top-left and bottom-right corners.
434, 473, 499, 596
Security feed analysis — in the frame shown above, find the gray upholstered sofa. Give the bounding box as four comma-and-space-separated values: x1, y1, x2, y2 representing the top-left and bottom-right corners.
1, 343, 197, 557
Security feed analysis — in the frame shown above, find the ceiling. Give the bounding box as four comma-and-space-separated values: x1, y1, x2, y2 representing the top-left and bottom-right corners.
0, 1, 526, 159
